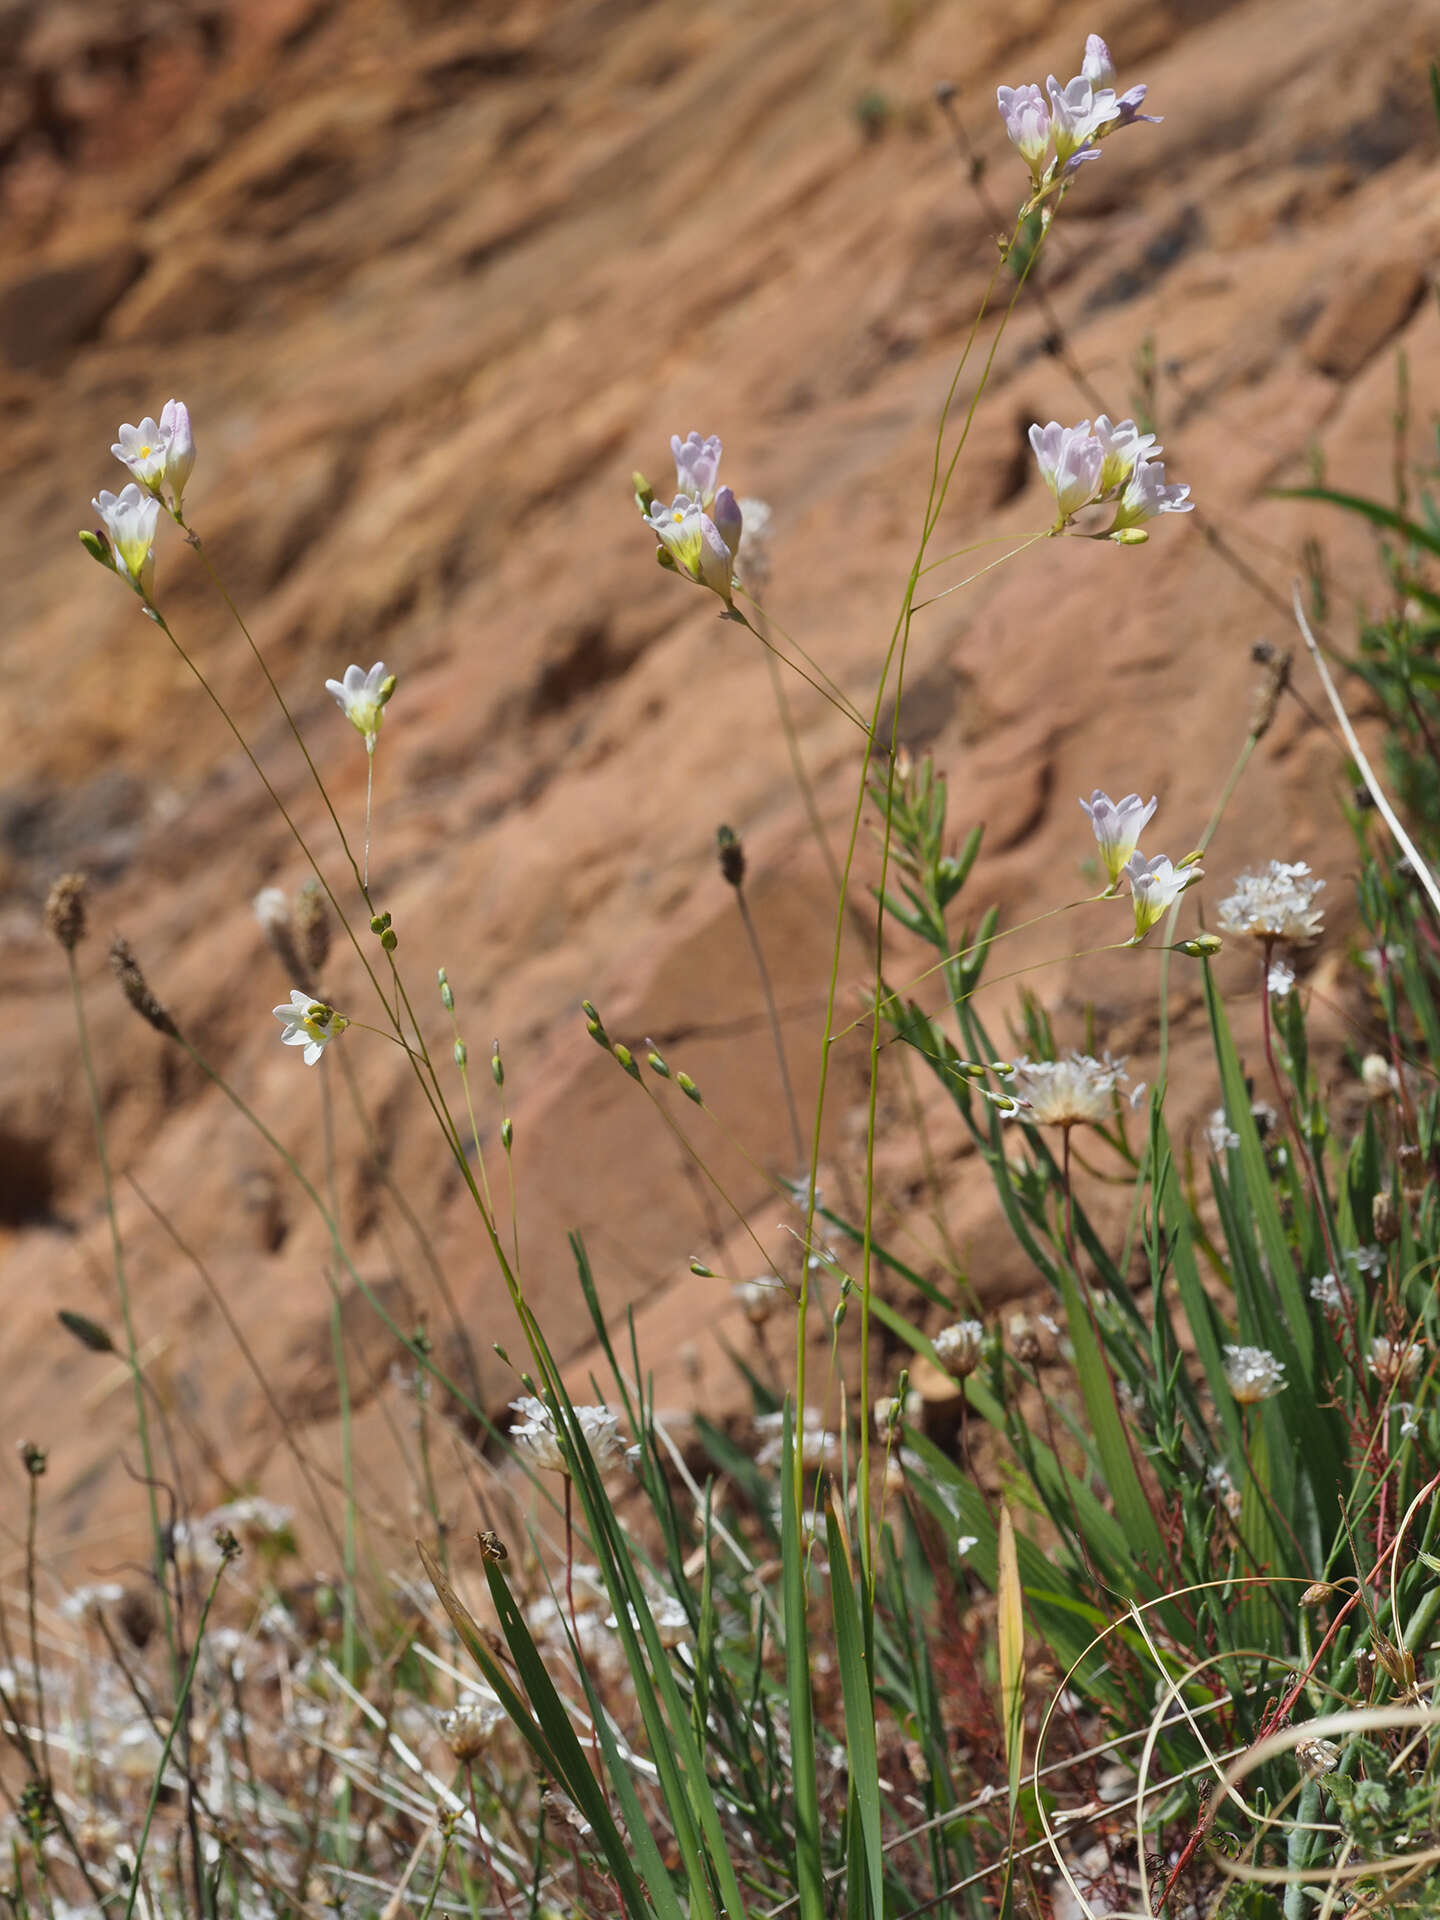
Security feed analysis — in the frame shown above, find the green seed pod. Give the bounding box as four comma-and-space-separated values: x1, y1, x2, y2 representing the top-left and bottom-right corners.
1175, 933, 1223, 957
613, 1044, 642, 1082
490, 1048, 504, 1088
453, 1039, 468, 1068
677, 1072, 703, 1104
501, 1117, 513, 1150
438, 969, 454, 1011
689, 1257, 714, 1277
380, 926, 397, 952
647, 1047, 670, 1077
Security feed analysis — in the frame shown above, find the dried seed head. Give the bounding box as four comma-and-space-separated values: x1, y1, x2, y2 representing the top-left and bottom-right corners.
1372, 1190, 1400, 1246
44, 872, 88, 951
253, 887, 310, 991
293, 881, 330, 977
1301, 1581, 1336, 1607
109, 935, 181, 1041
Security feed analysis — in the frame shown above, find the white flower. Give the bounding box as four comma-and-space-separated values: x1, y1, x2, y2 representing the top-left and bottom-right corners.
1217, 861, 1325, 946
92, 484, 160, 599
1080, 788, 1157, 884
325, 661, 395, 747
1348, 1244, 1386, 1280
643, 491, 741, 604
1009, 1053, 1123, 1128
1360, 1053, 1400, 1100
272, 988, 348, 1065
508, 1395, 626, 1475
1267, 959, 1295, 998
956, 1534, 979, 1558
112, 398, 196, 509
1124, 850, 1200, 941
1309, 1272, 1343, 1311
1107, 456, 1193, 536
441, 1693, 506, 1760
111, 415, 169, 489
1206, 1109, 1241, 1154
1029, 419, 1103, 523
671, 431, 724, 509
606, 1595, 692, 1649
933, 1318, 985, 1376
1222, 1344, 1286, 1405
1045, 72, 1119, 168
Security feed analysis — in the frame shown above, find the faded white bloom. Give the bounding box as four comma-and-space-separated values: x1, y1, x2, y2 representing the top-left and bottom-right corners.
1217, 861, 1325, 947
1222, 1344, 1286, 1406
606, 1595, 692, 1649
1369, 1335, 1422, 1392
671, 431, 723, 509
508, 1395, 627, 1475
441, 1691, 505, 1760
1267, 959, 1295, 998
272, 988, 348, 1065
325, 661, 395, 748
1361, 1053, 1400, 1100
1010, 1053, 1124, 1127
1349, 1244, 1386, 1280
1309, 1272, 1343, 1312
754, 1406, 837, 1470
91, 484, 160, 600
933, 1318, 986, 1375
1124, 850, 1200, 941
1080, 788, 1157, 884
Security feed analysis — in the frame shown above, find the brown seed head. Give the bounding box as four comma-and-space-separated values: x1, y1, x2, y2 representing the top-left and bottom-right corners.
109, 934, 182, 1041
44, 872, 88, 951
293, 880, 331, 979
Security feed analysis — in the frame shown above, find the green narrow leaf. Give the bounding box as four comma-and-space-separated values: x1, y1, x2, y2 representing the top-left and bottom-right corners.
827, 1507, 883, 1919
1271, 485, 1440, 561
996, 1506, 1025, 1814
781, 1408, 826, 1920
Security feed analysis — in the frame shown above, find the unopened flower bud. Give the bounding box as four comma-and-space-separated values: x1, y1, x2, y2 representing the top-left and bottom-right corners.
438, 969, 454, 1011
1177, 849, 1206, 870
632, 472, 655, 515
613, 1044, 641, 1081
44, 872, 88, 951
647, 1048, 670, 1077
833, 1298, 848, 1330
490, 1047, 503, 1087
453, 1040, 468, 1068
18, 1441, 46, 1477
677, 1072, 702, 1104
1110, 527, 1149, 545
370, 911, 391, 934
690, 1257, 715, 1278
500, 1117, 513, 1149
380, 926, 397, 952
1301, 1582, 1335, 1607
1176, 933, 1223, 957
57, 1309, 115, 1353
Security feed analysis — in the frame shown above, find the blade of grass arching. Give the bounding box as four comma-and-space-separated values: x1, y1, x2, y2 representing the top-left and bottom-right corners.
1270, 486, 1440, 561
826, 1508, 883, 1920
781, 1409, 826, 1920
1205, 970, 1317, 1375
418, 1544, 658, 1919
997, 1506, 1026, 1816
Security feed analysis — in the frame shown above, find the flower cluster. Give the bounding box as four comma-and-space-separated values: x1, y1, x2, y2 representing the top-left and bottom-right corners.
83, 399, 195, 606
933, 1318, 985, 1376
1222, 1343, 1287, 1405
1217, 861, 1325, 947
1029, 416, 1192, 539
1080, 786, 1203, 940
639, 431, 744, 608
1009, 1053, 1124, 1129
508, 1395, 627, 1476
997, 34, 1158, 197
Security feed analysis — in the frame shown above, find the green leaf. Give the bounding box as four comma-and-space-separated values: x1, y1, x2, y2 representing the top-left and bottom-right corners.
781, 1409, 827, 1920
827, 1507, 884, 1920
1271, 486, 1440, 562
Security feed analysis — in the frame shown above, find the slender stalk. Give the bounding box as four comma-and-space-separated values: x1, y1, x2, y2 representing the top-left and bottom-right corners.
733, 885, 805, 1176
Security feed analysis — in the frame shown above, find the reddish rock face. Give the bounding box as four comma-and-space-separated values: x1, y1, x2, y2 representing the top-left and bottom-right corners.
1, 0, 1437, 1558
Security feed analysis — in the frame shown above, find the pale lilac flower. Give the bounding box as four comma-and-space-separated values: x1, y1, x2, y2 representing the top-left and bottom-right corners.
272, 989, 348, 1065
1081, 34, 1116, 89
91, 484, 160, 600
1267, 959, 1295, 998
671, 431, 723, 509
508, 1395, 627, 1475
996, 82, 1053, 182
1123, 850, 1200, 942
1223, 1344, 1286, 1405
1090, 415, 1159, 494
325, 661, 395, 748
1009, 1053, 1123, 1128
1080, 788, 1157, 885
1309, 1272, 1343, 1312
644, 493, 739, 604
1045, 73, 1119, 167
933, 1318, 985, 1376
1029, 419, 1104, 524
158, 398, 195, 507
1107, 456, 1194, 536
1217, 861, 1325, 946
